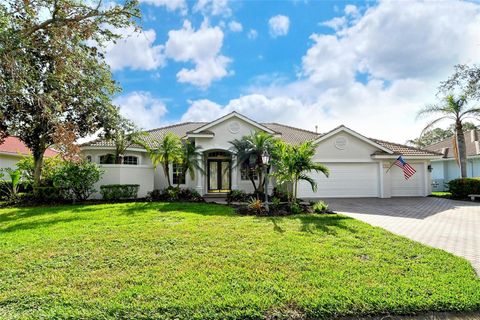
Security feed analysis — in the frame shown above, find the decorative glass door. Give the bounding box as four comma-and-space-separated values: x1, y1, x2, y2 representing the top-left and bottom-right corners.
208, 160, 231, 192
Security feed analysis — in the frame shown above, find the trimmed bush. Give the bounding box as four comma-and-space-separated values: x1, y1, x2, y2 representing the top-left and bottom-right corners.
33, 186, 65, 203
147, 187, 203, 202
52, 161, 102, 201
448, 178, 480, 199
100, 184, 140, 200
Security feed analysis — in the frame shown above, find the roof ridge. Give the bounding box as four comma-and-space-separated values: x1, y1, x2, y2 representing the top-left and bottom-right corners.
372, 138, 443, 155
262, 122, 321, 136
146, 121, 206, 133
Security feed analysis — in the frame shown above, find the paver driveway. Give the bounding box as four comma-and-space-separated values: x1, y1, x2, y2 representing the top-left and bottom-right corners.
326, 197, 480, 274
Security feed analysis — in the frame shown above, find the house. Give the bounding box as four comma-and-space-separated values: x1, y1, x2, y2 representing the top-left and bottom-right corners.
80, 112, 441, 198
425, 130, 480, 191
0, 136, 59, 170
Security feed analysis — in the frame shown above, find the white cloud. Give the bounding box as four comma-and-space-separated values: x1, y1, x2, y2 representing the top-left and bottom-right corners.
114, 92, 168, 129
139, 0, 187, 15
247, 29, 258, 39
344, 4, 359, 16
193, 0, 231, 16
182, 0, 480, 143
268, 15, 290, 38
165, 20, 231, 88
228, 20, 243, 32
320, 16, 347, 31
103, 26, 165, 71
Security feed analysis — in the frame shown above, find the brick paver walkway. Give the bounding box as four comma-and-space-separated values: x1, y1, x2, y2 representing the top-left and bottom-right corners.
326, 197, 480, 275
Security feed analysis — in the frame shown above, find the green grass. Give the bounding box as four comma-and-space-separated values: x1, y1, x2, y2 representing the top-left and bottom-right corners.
0, 203, 479, 319
430, 192, 452, 198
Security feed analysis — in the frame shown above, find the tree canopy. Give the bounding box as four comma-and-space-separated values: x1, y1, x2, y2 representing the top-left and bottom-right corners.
0, 0, 139, 185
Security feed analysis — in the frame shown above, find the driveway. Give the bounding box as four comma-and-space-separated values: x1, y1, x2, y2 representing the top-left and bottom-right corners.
326, 197, 480, 275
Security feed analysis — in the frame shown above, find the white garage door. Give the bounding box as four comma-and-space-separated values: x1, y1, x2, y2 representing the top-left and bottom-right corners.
391, 163, 425, 197
297, 163, 379, 198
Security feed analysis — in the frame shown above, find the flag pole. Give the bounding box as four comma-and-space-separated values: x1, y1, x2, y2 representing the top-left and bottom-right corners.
385, 156, 399, 173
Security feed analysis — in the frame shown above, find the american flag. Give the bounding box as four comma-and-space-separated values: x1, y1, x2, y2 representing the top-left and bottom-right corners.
394, 156, 416, 180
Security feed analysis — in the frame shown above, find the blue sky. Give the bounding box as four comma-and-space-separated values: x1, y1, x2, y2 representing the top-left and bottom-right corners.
104, 0, 480, 142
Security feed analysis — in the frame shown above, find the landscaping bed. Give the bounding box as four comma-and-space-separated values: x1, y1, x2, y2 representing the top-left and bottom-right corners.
1, 202, 479, 319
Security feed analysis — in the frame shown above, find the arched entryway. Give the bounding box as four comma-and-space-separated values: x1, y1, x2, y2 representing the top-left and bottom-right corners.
205, 151, 232, 193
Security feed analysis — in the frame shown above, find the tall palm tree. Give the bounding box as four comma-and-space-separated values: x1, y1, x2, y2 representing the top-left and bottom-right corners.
229, 131, 276, 194
417, 95, 480, 178
144, 132, 182, 187
177, 140, 204, 187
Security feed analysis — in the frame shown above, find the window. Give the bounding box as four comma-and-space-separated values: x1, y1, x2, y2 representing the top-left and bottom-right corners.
99, 154, 115, 164
123, 156, 138, 165
86, 155, 92, 162
240, 161, 258, 181
172, 163, 185, 185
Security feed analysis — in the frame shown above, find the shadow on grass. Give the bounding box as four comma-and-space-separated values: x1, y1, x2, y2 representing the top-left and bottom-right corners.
119, 202, 236, 217
0, 217, 83, 233
263, 214, 358, 235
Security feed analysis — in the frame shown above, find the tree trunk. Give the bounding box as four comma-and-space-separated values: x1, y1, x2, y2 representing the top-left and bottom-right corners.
33, 151, 45, 187
257, 167, 264, 193
164, 162, 171, 187
455, 122, 468, 178
294, 177, 298, 201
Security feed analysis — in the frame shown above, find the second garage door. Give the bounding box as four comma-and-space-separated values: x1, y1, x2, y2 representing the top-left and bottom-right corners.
391, 163, 425, 197
297, 162, 379, 198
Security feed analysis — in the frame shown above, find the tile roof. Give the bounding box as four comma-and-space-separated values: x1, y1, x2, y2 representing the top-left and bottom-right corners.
425, 130, 480, 158
80, 119, 438, 157
371, 139, 442, 157
0, 136, 58, 157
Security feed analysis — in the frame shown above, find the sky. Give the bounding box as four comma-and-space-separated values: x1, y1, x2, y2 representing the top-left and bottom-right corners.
103, 0, 480, 143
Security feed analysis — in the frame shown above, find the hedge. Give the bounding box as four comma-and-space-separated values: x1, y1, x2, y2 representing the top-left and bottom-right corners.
447, 178, 480, 199
100, 184, 140, 200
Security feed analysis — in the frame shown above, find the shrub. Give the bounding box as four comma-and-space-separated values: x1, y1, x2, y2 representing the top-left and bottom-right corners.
272, 187, 291, 202
227, 190, 248, 203
147, 187, 203, 202
16, 155, 64, 186
33, 186, 65, 203
247, 197, 266, 215
270, 196, 281, 210
53, 161, 103, 201
448, 178, 480, 199
290, 202, 302, 215
312, 201, 329, 214
100, 184, 140, 200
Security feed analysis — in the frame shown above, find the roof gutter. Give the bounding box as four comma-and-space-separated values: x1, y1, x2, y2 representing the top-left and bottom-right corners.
371, 154, 443, 160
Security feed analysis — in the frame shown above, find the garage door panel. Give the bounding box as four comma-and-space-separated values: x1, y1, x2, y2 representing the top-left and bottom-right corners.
391, 163, 425, 197
298, 163, 379, 198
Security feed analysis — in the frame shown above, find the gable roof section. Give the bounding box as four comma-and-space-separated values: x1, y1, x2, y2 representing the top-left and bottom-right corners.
426, 130, 480, 158
314, 125, 394, 154
372, 139, 442, 157
0, 136, 58, 157
191, 111, 278, 135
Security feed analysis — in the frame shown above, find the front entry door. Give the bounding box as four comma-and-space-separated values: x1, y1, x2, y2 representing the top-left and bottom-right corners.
208, 160, 231, 193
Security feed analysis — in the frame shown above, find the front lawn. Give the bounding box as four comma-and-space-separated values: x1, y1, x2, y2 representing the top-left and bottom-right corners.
0, 203, 479, 319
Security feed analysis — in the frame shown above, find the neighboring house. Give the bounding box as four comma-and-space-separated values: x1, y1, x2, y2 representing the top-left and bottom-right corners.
0, 136, 59, 171
80, 112, 441, 199
426, 130, 480, 191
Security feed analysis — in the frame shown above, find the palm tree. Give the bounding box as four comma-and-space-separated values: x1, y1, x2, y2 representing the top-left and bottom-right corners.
417, 95, 480, 178
177, 140, 204, 187
229, 131, 276, 194
272, 140, 329, 202
144, 132, 182, 187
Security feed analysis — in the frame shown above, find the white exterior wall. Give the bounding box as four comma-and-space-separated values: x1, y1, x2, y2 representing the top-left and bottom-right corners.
0, 154, 22, 171
93, 165, 154, 198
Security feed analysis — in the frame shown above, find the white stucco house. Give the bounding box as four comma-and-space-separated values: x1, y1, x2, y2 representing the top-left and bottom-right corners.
80, 112, 441, 199
426, 130, 480, 191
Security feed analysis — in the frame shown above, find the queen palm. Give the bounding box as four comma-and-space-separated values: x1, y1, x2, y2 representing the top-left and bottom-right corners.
229, 131, 275, 194
144, 132, 182, 187
177, 140, 204, 187
417, 95, 480, 178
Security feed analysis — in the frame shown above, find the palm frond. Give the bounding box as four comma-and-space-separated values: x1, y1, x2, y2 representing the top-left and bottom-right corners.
419, 116, 454, 137
298, 173, 317, 192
